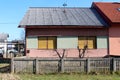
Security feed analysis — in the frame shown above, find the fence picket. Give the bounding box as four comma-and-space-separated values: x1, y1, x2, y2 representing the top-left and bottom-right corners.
86, 58, 90, 73
35, 58, 39, 74
10, 58, 14, 73
113, 58, 116, 72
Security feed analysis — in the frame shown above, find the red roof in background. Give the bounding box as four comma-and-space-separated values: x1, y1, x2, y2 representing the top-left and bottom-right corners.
93, 2, 120, 23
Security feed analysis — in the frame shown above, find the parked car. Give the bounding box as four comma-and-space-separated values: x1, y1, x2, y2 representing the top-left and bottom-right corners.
7, 49, 19, 57
0, 49, 3, 57
20, 48, 25, 56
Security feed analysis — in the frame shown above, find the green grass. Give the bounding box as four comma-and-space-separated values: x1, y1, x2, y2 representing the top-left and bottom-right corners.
0, 73, 120, 80
19, 73, 120, 80
0, 64, 9, 68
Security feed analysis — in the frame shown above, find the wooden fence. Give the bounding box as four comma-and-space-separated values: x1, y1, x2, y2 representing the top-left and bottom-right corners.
10, 58, 120, 74
0, 58, 11, 73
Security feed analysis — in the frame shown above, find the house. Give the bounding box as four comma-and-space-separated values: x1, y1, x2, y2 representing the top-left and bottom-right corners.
18, 2, 120, 58
92, 2, 120, 57
0, 33, 9, 55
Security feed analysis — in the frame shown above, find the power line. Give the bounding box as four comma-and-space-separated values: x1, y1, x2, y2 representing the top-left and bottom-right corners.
0, 23, 17, 24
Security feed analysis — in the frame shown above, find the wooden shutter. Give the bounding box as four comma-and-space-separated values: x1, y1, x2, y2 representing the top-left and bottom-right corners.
78, 37, 96, 49
78, 37, 87, 49
48, 37, 56, 49
87, 37, 95, 49
38, 37, 47, 49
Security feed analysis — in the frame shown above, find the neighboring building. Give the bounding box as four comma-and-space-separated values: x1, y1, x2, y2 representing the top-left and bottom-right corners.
93, 2, 120, 57
0, 33, 9, 54
18, 2, 120, 58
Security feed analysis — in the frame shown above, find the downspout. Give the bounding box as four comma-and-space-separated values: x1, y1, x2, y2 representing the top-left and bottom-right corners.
107, 28, 110, 57
25, 28, 27, 56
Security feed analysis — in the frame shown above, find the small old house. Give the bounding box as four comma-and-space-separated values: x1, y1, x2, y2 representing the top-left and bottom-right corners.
18, 2, 120, 58
0, 33, 9, 54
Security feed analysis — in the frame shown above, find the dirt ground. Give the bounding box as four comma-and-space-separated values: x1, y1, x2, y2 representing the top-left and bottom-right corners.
0, 73, 21, 80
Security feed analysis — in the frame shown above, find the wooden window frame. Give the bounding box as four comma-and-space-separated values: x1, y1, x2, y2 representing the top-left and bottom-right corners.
38, 36, 57, 49
78, 36, 97, 49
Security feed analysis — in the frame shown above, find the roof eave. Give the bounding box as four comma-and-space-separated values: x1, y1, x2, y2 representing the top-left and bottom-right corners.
18, 25, 26, 28
20, 25, 108, 29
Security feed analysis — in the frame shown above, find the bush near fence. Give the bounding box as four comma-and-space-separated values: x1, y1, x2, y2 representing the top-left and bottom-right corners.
10, 58, 120, 74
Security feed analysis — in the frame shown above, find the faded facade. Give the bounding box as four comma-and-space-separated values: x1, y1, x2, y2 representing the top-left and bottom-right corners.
26, 28, 108, 57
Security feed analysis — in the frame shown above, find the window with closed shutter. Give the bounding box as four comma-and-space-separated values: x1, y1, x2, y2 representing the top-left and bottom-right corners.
48, 37, 56, 49
78, 37, 86, 49
38, 37, 47, 49
87, 37, 96, 49
38, 37, 56, 49
78, 37, 96, 49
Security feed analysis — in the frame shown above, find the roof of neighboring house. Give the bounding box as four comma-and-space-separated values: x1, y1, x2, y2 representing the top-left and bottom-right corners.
93, 2, 120, 23
18, 7, 108, 28
0, 33, 9, 42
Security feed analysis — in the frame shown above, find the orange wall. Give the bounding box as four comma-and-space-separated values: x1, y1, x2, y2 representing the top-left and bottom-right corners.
109, 26, 120, 56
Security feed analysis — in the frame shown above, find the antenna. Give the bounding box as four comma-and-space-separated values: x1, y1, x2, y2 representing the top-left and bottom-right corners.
63, 0, 67, 13
63, 3, 67, 13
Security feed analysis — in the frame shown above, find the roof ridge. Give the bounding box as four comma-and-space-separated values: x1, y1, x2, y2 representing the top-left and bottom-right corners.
93, 2, 120, 3
29, 7, 91, 9
93, 2, 120, 4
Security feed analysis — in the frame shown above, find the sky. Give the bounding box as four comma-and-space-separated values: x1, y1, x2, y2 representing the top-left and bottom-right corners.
0, 0, 119, 41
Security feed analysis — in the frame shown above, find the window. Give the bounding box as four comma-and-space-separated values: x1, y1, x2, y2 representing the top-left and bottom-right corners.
118, 8, 120, 11
78, 36, 96, 49
38, 37, 56, 49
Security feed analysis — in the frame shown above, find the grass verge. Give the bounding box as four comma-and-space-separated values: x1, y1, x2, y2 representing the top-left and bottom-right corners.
0, 73, 120, 80
19, 73, 120, 80
0, 64, 9, 68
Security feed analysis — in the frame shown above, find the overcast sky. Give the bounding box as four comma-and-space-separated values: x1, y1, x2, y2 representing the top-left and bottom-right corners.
0, 0, 119, 40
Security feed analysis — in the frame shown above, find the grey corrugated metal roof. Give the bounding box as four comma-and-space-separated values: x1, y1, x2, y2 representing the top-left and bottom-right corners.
19, 7, 108, 27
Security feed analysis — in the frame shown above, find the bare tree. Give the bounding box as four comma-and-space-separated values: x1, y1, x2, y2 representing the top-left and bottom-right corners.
55, 49, 65, 59
20, 29, 25, 41
77, 45, 88, 58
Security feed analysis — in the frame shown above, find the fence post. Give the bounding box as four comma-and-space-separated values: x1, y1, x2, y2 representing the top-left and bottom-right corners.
86, 58, 90, 73
35, 58, 39, 74
112, 58, 116, 72
61, 58, 64, 73
10, 58, 14, 73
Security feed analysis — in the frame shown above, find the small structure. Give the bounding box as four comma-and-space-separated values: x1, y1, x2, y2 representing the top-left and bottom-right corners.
18, 2, 120, 58
0, 33, 9, 57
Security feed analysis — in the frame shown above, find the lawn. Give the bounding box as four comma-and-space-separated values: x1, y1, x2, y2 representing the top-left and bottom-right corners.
0, 64, 9, 68
19, 74, 120, 80
0, 73, 120, 80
